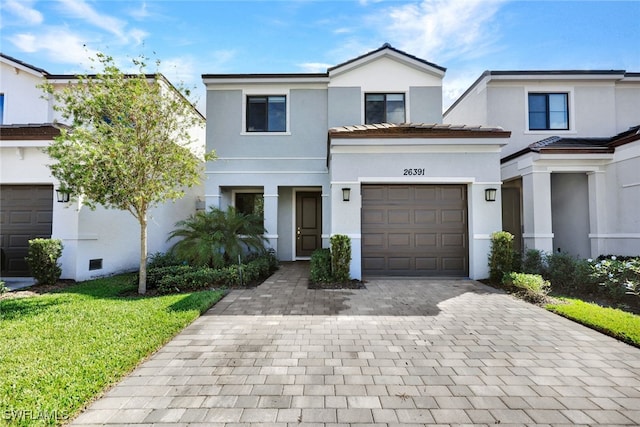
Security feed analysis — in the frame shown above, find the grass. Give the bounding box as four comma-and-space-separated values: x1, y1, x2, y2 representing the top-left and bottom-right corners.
0, 274, 224, 426
546, 298, 640, 347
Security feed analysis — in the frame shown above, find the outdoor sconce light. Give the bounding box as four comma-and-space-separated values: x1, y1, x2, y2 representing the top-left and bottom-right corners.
56, 188, 70, 203
342, 187, 351, 202
485, 188, 497, 202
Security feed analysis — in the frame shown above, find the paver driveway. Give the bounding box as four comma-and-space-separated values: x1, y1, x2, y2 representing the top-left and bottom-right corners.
72, 262, 640, 426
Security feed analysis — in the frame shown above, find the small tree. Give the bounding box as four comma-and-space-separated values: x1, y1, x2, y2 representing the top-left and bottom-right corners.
41, 53, 214, 294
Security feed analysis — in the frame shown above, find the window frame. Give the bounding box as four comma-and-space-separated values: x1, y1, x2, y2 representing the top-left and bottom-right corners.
524, 87, 575, 134
364, 92, 406, 124
0, 93, 4, 125
242, 90, 290, 135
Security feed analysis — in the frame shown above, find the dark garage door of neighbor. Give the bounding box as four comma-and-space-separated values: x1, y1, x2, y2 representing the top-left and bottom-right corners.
361, 184, 468, 277
0, 185, 54, 276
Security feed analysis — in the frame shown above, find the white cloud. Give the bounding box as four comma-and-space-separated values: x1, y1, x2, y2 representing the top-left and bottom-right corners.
3, 0, 44, 25
10, 28, 98, 70
380, 0, 505, 63
129, 1, 151, 20
56, 0, 127, 39
298, 62, 333, 73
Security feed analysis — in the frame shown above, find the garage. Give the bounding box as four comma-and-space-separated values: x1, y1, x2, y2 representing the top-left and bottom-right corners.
361, 184, 468, 277
0, 185, 53, 276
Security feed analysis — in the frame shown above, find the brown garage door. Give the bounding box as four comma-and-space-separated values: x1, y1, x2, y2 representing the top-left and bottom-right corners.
362, 184, 468, 277
0, 185, 53, 276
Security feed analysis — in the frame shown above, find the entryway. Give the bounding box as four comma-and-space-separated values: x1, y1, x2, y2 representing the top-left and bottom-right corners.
295, 191, 322, 258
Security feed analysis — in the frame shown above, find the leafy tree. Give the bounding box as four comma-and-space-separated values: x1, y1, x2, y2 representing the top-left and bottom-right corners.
41, 53, 214, 294
169, 206, 267, 268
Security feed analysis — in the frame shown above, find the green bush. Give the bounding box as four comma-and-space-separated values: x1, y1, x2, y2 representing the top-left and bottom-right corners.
156, 253, 278, 294
25, 238, 63, 286
0, 280, 7, 296
331, 234, 351, 283
147, 251, 183, 269
488, 231, 514, 283
545, 252, 577, 290
310, 248, 332, 284
503, 272, 550, 299
522, 249, 545, 275
590, 256, 640, 299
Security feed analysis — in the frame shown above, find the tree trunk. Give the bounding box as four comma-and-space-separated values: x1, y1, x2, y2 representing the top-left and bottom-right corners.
138, 213, 147, 295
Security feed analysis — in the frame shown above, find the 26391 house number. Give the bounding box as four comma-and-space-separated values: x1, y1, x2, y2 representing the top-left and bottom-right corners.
403, 168, 425, 176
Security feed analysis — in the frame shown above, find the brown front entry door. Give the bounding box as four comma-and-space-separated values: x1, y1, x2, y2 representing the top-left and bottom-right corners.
296, 192, 322, 257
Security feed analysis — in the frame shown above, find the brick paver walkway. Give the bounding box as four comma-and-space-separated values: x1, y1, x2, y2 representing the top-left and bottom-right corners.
72, 262, 640, 426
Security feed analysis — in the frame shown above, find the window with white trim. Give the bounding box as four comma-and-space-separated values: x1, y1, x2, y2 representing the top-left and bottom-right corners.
528, 93, 569, 130
365, 93, 405, 124
246, 95, 286, 132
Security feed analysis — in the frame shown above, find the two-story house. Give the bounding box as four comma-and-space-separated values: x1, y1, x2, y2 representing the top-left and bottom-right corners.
445, 71, 640, 259
0, 53, 206, 281
203, 44, 510, 280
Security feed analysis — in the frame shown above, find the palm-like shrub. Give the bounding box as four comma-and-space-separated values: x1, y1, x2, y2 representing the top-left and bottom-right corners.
168, 206, 267, 268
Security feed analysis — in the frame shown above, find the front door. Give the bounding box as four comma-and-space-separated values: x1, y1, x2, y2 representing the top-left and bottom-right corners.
295, 192, 321, 257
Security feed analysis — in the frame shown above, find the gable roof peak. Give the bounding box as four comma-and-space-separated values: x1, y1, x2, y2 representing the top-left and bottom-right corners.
328, 44, 446, 77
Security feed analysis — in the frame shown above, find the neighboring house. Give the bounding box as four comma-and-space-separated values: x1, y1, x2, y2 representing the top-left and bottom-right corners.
203, 44, 510, 280
445, 70, 640, 259
0, 53, 206, 281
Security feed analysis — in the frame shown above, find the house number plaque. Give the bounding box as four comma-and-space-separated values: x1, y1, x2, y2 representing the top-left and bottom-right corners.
403, 168, 425, 176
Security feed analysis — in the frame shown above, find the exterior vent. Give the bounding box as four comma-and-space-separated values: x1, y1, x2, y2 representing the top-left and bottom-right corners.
89, 259, 103, 271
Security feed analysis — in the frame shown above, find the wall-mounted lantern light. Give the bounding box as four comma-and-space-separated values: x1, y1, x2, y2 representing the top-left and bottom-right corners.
342, 187, 351, 202
485, 188, 497, 202
56, 188, 70, 203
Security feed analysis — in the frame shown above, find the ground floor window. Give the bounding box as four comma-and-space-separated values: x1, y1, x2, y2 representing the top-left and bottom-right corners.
235, 192, 264, 219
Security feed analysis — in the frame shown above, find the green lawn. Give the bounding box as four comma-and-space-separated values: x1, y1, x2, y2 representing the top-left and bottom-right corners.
546, 298, 640, 347
0, 275, 224, 426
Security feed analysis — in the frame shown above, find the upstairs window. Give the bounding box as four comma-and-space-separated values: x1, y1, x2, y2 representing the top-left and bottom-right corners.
365, 93, 405, 124
246, 95, 286, 132
528, 93, 569, 130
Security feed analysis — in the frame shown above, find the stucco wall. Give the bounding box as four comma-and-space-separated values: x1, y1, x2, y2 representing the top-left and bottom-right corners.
0, 62, 50, 124
409, 86, 442, 123
328, 87, 361, 128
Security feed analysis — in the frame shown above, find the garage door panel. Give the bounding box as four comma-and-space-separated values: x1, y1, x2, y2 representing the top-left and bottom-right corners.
362, 209, 385, 225
388, 186, 411, 201
442, 233, 465, 247
415, 233, 437, 247
388, 233, 411, 248
388, 210, 410, 224
415, 209, 436, 224
441, 186, 466, 200
362, 257, 385, 271
362, 184, 468, 277
388, 257, 412, 270
361, 186, 385, 201
441, 209, 465, 224
415, 186, 437, 201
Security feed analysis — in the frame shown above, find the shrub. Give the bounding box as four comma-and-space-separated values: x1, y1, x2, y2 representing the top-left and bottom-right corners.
488, 231, 514, 283
522, 249, 546, 275
310, 248, 332, 284
156, 253, 278, 294
589, 256, 640, 299
330, 234, 351, 283
25, 238, 63, 286
147, 251, 183, 269
545, 252, 578, 291
0, 281, 7, 296
503, 272, 550, 301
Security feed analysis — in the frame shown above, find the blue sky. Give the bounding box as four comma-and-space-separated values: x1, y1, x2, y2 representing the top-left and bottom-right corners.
2, 0, 639, 112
